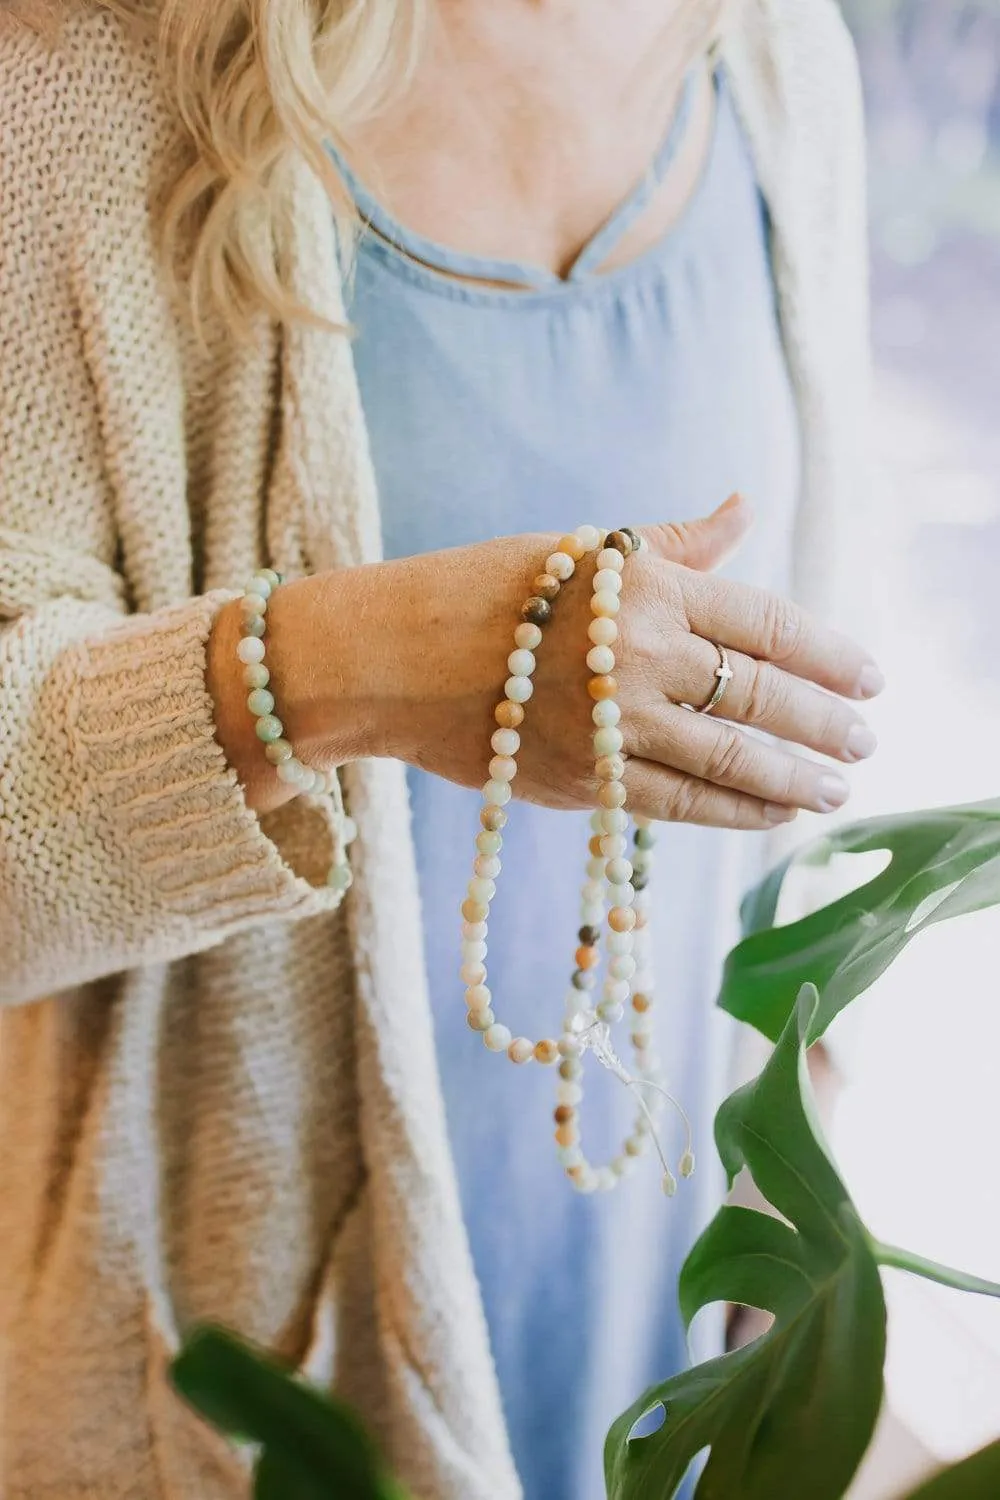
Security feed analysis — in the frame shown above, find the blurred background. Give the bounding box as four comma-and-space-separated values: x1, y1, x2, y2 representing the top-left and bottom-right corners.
821, 2, 1000, 1494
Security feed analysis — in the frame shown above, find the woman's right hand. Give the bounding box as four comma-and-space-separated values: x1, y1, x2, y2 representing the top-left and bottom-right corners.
210, 495, 882, 828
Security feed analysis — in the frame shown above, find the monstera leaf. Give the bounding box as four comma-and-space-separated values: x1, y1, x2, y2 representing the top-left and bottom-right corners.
605, 986, 887, 1500
903, 1441, 1000, 1499
171, 1326, 409, 1500
719, 799, 1000, 1043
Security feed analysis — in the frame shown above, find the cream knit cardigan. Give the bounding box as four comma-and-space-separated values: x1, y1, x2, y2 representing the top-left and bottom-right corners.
0, 3, 870, 1497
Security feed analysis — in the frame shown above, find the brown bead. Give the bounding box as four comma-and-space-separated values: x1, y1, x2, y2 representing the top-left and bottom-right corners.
462, 899, 489, 924
588, 675, 618, 701
531, 573, 562, 602
494, 701, 525, 730
632, 992, 651, 1013
522, 596, 554, 626
554, 1104, 576, 1125
625, 1137, 644, 1157
620, 527, 642, 552
566, 1163, 586, 1180
606, 530, 634, 556
578, 924, 601, 946
596, 754, 627, 782
608, 906, 636, 933
557, 533, 587, 562
535, 1039, 560, 1065
555, 1122, 579, 1148
575, 945, 600, 971
480, 805, 509, 832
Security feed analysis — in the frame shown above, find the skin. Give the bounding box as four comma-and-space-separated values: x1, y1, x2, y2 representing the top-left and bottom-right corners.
207, 0, 884, 824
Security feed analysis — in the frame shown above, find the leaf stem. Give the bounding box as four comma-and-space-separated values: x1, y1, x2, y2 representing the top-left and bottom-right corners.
871, 1239, 1000, 1299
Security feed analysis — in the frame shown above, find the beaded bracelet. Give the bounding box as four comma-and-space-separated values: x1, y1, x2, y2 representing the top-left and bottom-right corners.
460, 527, 694, 1197
236, 570, 354, 893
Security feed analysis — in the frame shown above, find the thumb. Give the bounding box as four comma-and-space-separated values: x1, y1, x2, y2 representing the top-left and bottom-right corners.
642, 493, 753, 572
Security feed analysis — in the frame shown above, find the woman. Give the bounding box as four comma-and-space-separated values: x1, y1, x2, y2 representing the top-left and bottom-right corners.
0, 1, 879, 1497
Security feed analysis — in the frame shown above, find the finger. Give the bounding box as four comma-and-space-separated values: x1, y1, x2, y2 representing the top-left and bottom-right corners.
678, 571, 885, 701
623, 757, 800, 832
629, 703, 852, 814
655, 634, 878, 764
641, 493, 753, 574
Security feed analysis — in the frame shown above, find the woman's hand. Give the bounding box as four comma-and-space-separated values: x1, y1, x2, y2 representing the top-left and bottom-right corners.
209, 495, 882, 827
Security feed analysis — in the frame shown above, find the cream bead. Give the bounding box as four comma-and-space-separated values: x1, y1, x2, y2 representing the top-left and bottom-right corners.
590, 810, 606, 833
596, 547, 625, 573
599, 781, 627, 810
591, 590, 620, 617
462, 940, 487, 963
489, 755, 518, 784
575, 524, 602, 551
597, 1000, 625, 1024
243, 591, 269, 617
582, 880, 604, 906
607, 931, 634, 956
505, 675, 533, 704
474, 855, 501, 880
483, 778, 513, 806
586, 645, 615, 675
600, 834, 628, 860
596, 1167, 618, 1192
545, 551, 576, 581
585, 856, 605, 881
236, 635, 266, 664
507, 648, 536, 677
592, 699, 621, 728
606, 858, 634, 886
557, 1144, 585, 1169
465, 983, 491, 1009
594, 569, 623, 595
604, 978, 631, 1005
462, 919, 488, 940
609, 955, 637, 980
460, 962, 487, 986
612, 1154, 636, 1177
491, 728, 520, 758
557, 1081, 584, 1106
514, 621, 543, 650
580, 904, 604, 929
484, 1023, 512, 1053
507, 1037, 535, 1064
468, 876, 496, 904
593, 726, 625, 757
601, 807, 628, 834
588, 615, 619, 646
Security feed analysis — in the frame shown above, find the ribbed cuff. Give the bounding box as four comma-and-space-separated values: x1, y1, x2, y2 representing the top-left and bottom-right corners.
72, 591, 343, 935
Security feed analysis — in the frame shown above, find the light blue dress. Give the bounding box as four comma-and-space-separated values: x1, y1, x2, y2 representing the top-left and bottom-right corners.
338, 71, 800, 1500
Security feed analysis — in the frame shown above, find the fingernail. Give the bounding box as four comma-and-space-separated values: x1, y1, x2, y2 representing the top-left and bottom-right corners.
815, 774, 850, 813
856, 664, 885, 699
764, 803, 798, 825
845, 723, 878, 762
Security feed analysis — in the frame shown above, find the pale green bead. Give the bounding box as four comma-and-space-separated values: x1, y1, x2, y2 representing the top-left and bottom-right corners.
255, 714, 284, 743
241, 614, 266, 638
236, 635, 266, 664
243, 663, 270, 690
246, 688, 275, 718
476, 830, 503, 857
327, 862, 353, 893
248, 574, 273, 599
264, 738, 294, 765
243, 591, 269, 616
258, 568, 281, 589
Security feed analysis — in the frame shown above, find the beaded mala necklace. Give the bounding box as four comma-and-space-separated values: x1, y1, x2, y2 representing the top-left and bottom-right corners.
460, 525, 695, 1197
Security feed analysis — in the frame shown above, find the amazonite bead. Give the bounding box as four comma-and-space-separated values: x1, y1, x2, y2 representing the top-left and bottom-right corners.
255, 714, 284, 743
483, 778, 513, 806
243, 663, 270, 689
276, 758, 304, 784
491, 728, 520, 757
327, 863, 352, 892
460, 962, 487, 986
606, 857, 634, 886
597, 1000, 625, 1024
557, 1144, 585, 1168
474, 854, 501, 880
489, 754, 517, 783
476, 830, 503, 856
247, 688, 275, 717
600, 834, 628, 860
586, 645, 615, 675
507, 648, 536, 677
264, 738, 294, 765
462, 919, 489, 940
594, 726, 624, 757
601, 807, 628, 833
594, 569, 623, 595
243, 591, 269, 617
236, 635, 266, 664
468, 876, 496, 904
462, 939, 488, 962
467, 1008, 495, 1032
241, 614, 266, 637
608, 931, 634, 956
609, 955, 637, 980
604, 978, 631, 1005
257, 568, 281, 589
484, 1023, 512, 1053
586, 857, 604, 880
514, 622, 543, 650
505, 675, 533, 704
582, 880, 604, 906
592, 699, 621, 727
580, 904, 604, 928
507, 1037, 534, 1064
596, 1167, 618, 1192
466, 983, 492, 1009
247, 574, 273, 599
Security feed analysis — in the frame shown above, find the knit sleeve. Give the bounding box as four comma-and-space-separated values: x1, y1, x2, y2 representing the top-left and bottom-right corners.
0, 22, 345, 1007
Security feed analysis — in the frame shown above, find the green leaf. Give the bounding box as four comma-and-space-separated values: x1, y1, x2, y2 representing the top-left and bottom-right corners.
604, 987, 886, 1500
872, 1240, 1000, 1300
171, 1326, 404, 1500
719, 799, 1000, 1043
902, 1442, 1000, 1499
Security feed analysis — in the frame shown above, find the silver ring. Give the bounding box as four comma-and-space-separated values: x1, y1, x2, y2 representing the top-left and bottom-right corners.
696, 643, 734, 716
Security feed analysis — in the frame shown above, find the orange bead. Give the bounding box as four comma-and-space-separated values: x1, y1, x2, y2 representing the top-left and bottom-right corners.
535, 1038, 560, 1065
632, 992, 651, 1013
588, 834, 604, 858
608, 906, 636, 933
557, 533, 587, 562
495, 700, 525, 730
631, 1032, 650, 1050
555, 1122, 579, 1148
588, 675, 618, 701
462, 899, 489, 924
575, 945, 600, 971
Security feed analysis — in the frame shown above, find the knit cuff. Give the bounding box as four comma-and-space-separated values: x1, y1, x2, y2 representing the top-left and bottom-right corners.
71, 590, 343, 936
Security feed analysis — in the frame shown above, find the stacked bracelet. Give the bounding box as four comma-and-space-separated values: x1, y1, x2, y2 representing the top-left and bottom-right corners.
461, 526, 694, 1197
237, 571, 354, 893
